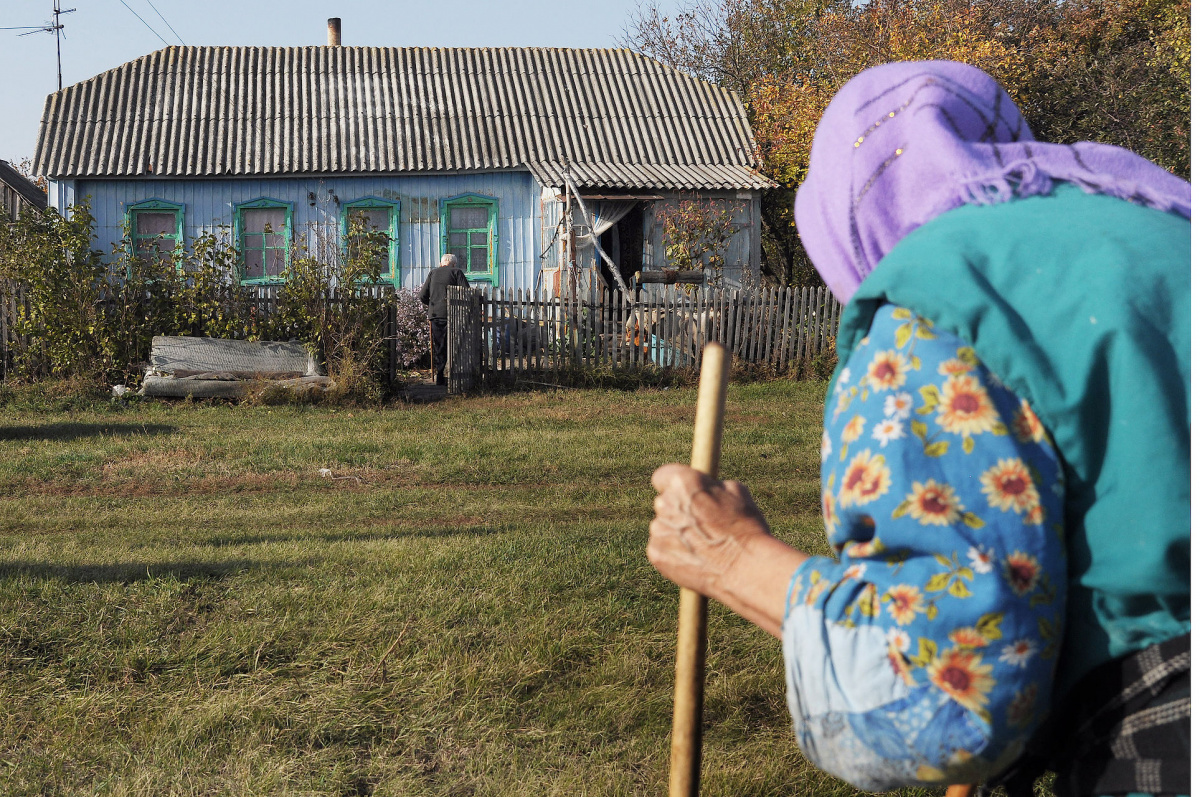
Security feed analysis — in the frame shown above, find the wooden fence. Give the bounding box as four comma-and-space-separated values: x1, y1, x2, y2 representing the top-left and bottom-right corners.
446, 283, 843, 393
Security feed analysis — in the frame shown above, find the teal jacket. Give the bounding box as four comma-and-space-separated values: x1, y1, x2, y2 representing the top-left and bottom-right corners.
832, 184, 1190, 692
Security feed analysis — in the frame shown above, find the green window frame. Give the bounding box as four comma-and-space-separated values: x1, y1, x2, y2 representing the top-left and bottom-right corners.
341, 197, 400, 283
440, 193, 498, 284
128, 199, 184, 267
234, 198, 293, 284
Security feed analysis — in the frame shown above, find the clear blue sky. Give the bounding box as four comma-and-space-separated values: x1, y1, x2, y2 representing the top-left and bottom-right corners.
1, 0, 673, 166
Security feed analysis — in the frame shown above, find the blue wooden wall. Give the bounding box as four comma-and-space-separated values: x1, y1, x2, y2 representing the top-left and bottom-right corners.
51, 171, 544, 292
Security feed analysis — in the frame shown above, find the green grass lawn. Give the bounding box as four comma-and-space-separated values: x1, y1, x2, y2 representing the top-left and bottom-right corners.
0, 381, 932, 796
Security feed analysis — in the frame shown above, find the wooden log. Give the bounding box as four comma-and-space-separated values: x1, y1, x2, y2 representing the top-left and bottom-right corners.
669, 342, 730, 797
635, 269, 706, 285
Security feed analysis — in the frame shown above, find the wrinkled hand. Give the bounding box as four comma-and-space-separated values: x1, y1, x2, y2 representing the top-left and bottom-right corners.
648, 463, 808, 638
648, 463, 772, 598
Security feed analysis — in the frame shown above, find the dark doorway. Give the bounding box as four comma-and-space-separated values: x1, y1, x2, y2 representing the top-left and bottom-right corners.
598, 204, 644, 291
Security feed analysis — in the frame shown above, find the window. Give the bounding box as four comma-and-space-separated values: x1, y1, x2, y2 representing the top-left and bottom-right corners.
128, 200, 183, 266
342, 198, 399, 282
441, 194, 497, 283
235, 199, 292, 282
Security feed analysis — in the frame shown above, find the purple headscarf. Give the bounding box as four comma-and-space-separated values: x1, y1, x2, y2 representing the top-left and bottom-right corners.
794, 61, 1192, 304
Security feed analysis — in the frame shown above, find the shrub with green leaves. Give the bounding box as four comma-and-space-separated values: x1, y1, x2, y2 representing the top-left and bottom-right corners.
0, 201, 110, 382
174, 230, 262, 341
0, 206, 400, 399
271, 217, 394, 403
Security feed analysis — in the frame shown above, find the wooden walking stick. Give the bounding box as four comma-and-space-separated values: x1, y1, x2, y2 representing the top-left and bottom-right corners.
669, 342, 731, 797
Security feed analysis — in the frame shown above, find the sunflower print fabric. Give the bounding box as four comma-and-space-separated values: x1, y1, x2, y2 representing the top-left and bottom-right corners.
782, 304, 1067, 791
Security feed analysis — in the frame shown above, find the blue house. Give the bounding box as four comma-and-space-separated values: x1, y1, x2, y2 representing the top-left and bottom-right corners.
34, 42, 773, 294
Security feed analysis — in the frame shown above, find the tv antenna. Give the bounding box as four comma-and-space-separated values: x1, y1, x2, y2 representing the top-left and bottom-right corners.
19, 1, 76, 91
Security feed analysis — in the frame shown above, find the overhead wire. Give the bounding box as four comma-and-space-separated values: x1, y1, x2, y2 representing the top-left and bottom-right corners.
144, 0, 185, 45
117, 0, 170, 46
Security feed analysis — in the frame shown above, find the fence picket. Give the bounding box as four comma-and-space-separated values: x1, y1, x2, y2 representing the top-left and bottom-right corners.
627, 293, 636, 368
748, 286, 758, 360
748, 288, 760, 362
818, 288, 834, 359
777, 286, 790, 369
534, 288, 543, 374
766, 286, 780, 364
0, 278, 846, 387
521, 288, 531, 377
779, 285, 792, 369
786, 287, 801, 368
736, 288, 749, 360
799, 287, 812, 367
721, 288, 733, 351
763, 283, 772, 364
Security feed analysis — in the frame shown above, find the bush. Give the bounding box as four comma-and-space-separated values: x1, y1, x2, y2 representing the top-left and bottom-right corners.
394, 288, 431, 370
174, 230, 262, 341
270, 217, 393, 404
1, 207, 395, 402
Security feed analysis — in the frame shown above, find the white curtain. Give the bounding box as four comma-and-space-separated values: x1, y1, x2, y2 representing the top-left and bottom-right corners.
571, 200, 637, 271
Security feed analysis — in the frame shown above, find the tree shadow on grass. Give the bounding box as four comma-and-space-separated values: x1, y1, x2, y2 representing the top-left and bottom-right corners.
0, 423, 177, 442
0, 557, 320, 584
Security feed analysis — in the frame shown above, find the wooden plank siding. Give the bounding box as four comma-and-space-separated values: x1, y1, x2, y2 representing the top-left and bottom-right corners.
60, 171, 544, 293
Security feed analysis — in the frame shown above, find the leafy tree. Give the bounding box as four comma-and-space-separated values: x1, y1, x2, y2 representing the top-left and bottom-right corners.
0, 202, 110, 381
657, 196, 743, 276
624, 0, 1190, 286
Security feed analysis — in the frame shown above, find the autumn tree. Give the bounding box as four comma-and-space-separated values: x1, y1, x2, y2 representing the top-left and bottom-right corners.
624, 0, 1190, 286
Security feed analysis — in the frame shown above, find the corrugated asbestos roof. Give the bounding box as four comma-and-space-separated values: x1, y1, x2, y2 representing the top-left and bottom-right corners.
35, 46, 775, 190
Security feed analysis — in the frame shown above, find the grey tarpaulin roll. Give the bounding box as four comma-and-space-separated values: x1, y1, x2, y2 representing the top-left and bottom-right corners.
140, 336, 331, 397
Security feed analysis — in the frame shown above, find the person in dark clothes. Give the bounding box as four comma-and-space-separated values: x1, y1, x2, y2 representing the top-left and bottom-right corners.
419, 253, 469, 385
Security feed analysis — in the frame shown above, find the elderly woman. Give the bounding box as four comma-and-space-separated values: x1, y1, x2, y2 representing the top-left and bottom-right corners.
648, 61, 1189, 796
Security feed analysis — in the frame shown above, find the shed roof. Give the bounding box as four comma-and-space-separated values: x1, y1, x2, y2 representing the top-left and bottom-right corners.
34, 46, 775, 190
0, 160, 48, 210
